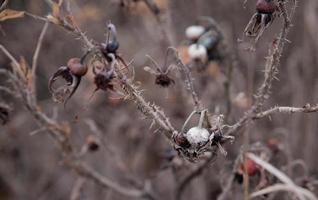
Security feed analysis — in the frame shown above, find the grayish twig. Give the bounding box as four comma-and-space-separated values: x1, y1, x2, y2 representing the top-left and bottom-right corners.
0, 0, 9, 11
70, 177, 85, 200
253, 104, 318, 119
32, 21, 49, 94
247, 153, 317, 200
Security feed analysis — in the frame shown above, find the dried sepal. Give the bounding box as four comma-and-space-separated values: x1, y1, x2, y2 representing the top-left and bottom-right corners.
93, 68, 115, 92
155, 74, 175, 88
144, 48, 177, 88
244, 0, 278, 43
143, 66, 159, 75
48, 66, 81, 106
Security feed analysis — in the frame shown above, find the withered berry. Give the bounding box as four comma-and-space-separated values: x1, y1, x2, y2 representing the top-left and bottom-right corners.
174, 133, 191, 148
67, 58, 88, 77
93, 69, 115, 91
155, 74, 175, 88
86, 135, 100, 152
256, 0, 277, 14
49, 57, 87, 106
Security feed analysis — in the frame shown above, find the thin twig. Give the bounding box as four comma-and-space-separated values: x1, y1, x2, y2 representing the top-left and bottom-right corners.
0, 0, 9, 11
142, 0, 174, 46
0, 86, 17, 96
250, 184, 318, 200
32, 21, 49, 93
70, 177, 85, 200
253, 104, 318, 119
70, 162, 146, 198
247, 153, 317, 200
175, 54, 202, 111
0, 44, 20, 69
110, 55, 177, 139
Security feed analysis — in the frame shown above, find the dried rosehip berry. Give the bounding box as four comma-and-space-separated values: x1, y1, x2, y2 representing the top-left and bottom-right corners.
86, 135, 100, 152
174, 133, 191, 148
240, 159, 260, 176
155, 74, 175, 88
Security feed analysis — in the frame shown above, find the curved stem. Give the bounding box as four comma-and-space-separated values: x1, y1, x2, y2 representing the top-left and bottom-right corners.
181, 110, 197, 133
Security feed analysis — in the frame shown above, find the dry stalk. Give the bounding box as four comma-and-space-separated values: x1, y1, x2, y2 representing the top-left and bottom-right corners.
253, 104, 318, 119
247, 153, 317, 200
31, 21, 49, 95
70, 177, 86, 200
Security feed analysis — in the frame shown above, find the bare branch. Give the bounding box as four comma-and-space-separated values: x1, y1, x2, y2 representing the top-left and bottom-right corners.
0, 44, 20, 70
110, 55, 177, 139
31, 21, 49, 93
70, 178, 85, 200
175, 53, 202, 111
250, 184, 318, 200
0, 0, 9, 11
70, 162, 146, 198
253, 104, 318, 119
247, 153, 317, 200
225, 0, 298, 136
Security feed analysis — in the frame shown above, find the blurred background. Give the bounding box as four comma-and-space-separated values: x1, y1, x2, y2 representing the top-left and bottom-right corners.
0, 0, 318, 199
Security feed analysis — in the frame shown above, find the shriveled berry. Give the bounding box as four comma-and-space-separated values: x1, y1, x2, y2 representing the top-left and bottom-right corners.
174, 133, 191, 148
256, 0, 277, 14
155, 74, 175, 87
67, 58, 88, 77
86, 135, 100, 152
240, 159, 260, 176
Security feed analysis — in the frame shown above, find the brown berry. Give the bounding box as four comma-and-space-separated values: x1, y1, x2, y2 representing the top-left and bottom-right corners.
174, 133, 191, 148
67, 58, 88, 77
240, 159, 260, 176
155, 74, 175, 87
256, 0, 277, 14
86, 135, 100, 152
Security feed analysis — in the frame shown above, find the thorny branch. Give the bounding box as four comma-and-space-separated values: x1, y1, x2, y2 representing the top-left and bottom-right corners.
253, 104, 318, 119
110, 55, 177, 139
2, 0, 318, 199
0, 3, 176, 196
247, 153, 317, 200
174, 51, 202, 111
0, 45, 155, 199
225, 0, 298, 136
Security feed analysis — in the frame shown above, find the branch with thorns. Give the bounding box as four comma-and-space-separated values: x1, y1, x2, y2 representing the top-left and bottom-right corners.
1, 0, 318, 199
